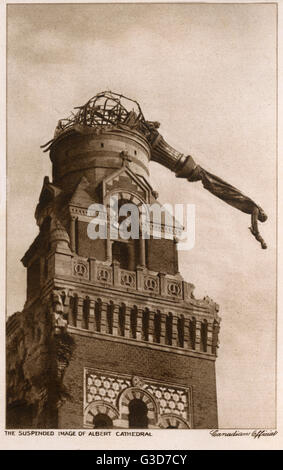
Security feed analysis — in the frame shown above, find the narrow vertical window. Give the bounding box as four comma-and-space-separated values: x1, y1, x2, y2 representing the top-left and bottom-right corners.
130, 306, 137, 339
128, 399, 148, 428
95, 299, 102, 332
142, 309, 149, 341
153, 311, 161, 343
107, 302, 114, 334
118, 304, 126, 336
177, 315, 185, 348
82, 297, 90, 329
69, 295, 78, 327
165, 313, 173, 346
189, 318, 196, 350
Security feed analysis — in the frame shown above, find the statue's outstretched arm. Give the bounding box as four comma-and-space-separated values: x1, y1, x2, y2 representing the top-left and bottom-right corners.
147, 127, 267, 249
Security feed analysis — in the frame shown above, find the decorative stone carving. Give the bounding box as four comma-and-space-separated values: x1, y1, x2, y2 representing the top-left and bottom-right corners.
131, 376, 145, 388
158, 414, 189, 429
144, 275, 159, 293
120, 270, 136, 288
97, 266, 112, 284
50, 216, 70, 250
118, 386, 158, 427
166, 280, 182, 298
72, 258, 89, 280
84, 368, 191, 427
52, 291, 67, 335
203, 296, 220, 313
120, 150, 132, 165
84, 401, 119, 428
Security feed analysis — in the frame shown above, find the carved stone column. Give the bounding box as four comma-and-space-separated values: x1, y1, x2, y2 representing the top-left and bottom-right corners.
136, 307, 143, 341
113, 260, 120, 287
124, 305, 131, 338
139, 238, 146, 267
160, 312, 167, 345
70, 215, 77, 253
159, 272, 166, 297
76, 297, 84, 329
100, 300, 108, 334
148, 311, 155, 342
112, 303, 119, 336
136, 266, 145, 291
172, 314, 178, 347
183, 317, 190, 349
89, 257, 96, 282
89, 299, 95, 331
106, 238, 113, 263
195, 319, 202, 351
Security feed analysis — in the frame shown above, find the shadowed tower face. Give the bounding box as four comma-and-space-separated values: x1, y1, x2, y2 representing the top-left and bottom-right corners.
6, 92, 220, 429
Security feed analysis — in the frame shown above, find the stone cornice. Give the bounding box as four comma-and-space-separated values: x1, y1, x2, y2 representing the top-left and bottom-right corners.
52, 275, 219, 319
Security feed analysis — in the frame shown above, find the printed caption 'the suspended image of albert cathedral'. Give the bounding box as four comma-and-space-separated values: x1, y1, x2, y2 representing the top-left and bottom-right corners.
7, 91, 267, 429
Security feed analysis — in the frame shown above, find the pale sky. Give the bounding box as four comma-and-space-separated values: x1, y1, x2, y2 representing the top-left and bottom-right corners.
7, 3, 277, 428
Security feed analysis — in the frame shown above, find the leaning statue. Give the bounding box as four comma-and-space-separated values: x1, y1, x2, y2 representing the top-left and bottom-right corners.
41, 91, 267, 249
144, 120, 267, 249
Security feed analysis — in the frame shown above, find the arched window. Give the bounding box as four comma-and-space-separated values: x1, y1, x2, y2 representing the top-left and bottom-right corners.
189, 318, 196, 350
159, 415, 190, 429
82, 297, 90, 329
107, 302, 114, 334
153, 311, 161, 343
95, 299, 102, 332
142, 309, 149, 341
93, 413, 113, 429
177, 315, 185, 348
118, 304, 126, 336
130, 306, 137, 339
128, 399, 148, 428
165, 313, 173, 345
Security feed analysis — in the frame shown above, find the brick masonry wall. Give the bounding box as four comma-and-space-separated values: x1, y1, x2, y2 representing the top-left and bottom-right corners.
146, 238, 178, 275
77, 221, 106, 260
58, 331, 218, 429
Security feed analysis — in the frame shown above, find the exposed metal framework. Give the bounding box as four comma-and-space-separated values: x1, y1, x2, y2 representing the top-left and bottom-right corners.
41, 90, 159, 152
57, 91, 153, 135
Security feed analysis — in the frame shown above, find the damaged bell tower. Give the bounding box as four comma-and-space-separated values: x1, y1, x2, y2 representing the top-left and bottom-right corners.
7, 91, 221, 429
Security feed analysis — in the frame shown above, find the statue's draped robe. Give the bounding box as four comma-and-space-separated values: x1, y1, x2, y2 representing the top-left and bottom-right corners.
188, 166, 267, 249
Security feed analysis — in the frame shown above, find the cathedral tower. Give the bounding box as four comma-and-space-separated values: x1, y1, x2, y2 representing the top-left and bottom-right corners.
7, 92, 220, 429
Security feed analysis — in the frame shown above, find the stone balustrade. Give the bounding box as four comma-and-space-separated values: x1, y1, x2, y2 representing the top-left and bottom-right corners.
72, 257, 192, 303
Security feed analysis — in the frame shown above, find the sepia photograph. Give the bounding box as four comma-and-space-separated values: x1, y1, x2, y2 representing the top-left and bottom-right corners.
2, 0, 280, 450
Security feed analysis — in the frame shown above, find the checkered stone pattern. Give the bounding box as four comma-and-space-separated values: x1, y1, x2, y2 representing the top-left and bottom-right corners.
85, 370, 190, 425
86, 373, 131, 407
145, 384, 188, 421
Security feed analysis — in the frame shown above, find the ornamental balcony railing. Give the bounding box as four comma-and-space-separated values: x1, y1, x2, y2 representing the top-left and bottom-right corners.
71, 256, 190, 303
